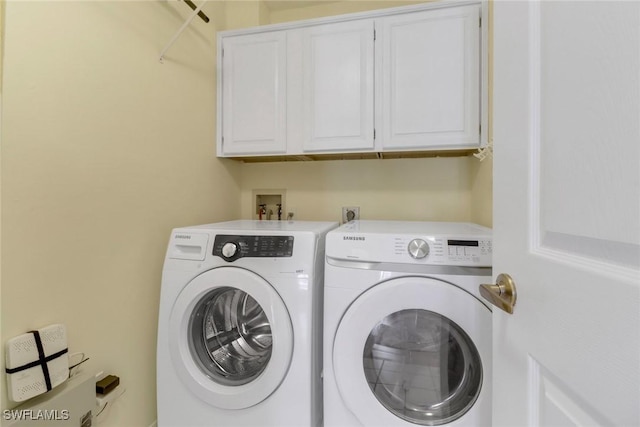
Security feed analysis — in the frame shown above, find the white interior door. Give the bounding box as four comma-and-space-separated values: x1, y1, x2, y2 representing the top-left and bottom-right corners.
492, 1, 640, 426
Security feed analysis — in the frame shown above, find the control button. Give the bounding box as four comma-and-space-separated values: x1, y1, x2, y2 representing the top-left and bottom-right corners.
221, 242, 239, 259
408, 239, 430, 259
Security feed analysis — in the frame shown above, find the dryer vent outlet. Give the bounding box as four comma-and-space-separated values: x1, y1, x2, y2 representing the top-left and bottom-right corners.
342, 207, 360, 223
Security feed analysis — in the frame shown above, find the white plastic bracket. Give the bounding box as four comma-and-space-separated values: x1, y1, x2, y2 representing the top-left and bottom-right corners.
159, 0, 208, 63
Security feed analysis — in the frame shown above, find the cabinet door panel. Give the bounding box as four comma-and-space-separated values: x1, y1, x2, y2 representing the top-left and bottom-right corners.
221, 32, 287, 155
380, 6, 480, 150
302, 20, 374, 152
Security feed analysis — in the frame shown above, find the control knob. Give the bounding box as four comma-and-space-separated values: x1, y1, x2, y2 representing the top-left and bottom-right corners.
408, 239, 429, 259
221, 242, 239, 259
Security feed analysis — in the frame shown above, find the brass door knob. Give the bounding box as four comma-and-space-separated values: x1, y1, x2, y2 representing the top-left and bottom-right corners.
479, 273, 517, 314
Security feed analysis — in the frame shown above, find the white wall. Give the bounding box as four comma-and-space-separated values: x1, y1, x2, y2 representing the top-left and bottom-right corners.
234, 0, 493, 227
240, 157, 477, 223
0, 2, 240, 425
470, 157, 493, 227
0, 1, 493, 426
267, 0, 426, 23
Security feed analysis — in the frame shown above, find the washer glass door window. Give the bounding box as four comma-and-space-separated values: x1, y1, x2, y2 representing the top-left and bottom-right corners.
190, 286, 273, 386
363, 309, 482, 425
169, 267, 293, 409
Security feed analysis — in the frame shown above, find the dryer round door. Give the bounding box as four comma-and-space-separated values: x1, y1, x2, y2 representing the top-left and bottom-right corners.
169, 267, 293, 409
333, 277, 491, 426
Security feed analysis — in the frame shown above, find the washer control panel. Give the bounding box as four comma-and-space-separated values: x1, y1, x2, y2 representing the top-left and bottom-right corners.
213, 235, 294, 262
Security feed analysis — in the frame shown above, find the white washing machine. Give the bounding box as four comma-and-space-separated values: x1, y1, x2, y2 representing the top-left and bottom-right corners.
324, 220, 492, 427
157, 220, 337, 427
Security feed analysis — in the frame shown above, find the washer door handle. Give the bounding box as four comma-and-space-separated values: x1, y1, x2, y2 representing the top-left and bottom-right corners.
479, 274, 517, 314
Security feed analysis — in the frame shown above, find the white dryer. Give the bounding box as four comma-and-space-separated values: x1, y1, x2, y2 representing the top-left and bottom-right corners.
324, 221, 492, 427
157, 220, 337, 427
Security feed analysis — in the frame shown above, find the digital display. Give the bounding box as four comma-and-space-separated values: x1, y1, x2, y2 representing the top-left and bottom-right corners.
447, 240, 479, 247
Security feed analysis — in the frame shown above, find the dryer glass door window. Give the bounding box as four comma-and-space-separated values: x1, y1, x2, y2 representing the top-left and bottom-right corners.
362, 309, 482, 425
189, 286, 272, 386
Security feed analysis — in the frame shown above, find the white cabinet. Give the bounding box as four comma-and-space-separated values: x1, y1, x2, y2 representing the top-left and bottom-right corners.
220, 31, 287, 155
217, 2, 484, 159
301, 20, 375, 152
378, 5, 480, 150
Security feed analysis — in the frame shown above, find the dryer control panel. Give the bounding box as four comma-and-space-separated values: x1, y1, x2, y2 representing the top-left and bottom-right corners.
213, 235, 294, 262
326, 221, 492, 267
389, 236, 491, 265
446, 239, 492, 262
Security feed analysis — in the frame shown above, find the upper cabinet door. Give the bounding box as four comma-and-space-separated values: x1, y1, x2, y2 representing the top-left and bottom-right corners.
220, 31, 287, 155
378, 5, 480, 151
301, 20, 375, 152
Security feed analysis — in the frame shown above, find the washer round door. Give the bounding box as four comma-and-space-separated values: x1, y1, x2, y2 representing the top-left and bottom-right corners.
169, 267, 293, 409
333, 277, 491, 426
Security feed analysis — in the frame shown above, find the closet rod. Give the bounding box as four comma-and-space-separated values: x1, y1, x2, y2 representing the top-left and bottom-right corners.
159, 0, 208, 63
183, 0, 209, 23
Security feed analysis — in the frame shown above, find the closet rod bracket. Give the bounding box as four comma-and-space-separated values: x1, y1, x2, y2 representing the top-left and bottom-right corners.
159, 0, 209, 63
